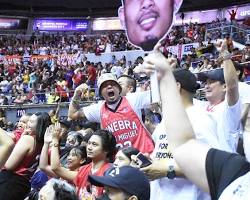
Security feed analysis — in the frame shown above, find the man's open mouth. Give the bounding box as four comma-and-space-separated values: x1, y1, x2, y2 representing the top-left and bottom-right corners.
108, 91, 115, 97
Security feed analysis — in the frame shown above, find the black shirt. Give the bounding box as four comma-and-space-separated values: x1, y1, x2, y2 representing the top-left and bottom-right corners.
206, 149, 250, 200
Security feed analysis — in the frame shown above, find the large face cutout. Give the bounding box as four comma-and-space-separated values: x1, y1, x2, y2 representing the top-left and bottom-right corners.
119, 0, 183, 51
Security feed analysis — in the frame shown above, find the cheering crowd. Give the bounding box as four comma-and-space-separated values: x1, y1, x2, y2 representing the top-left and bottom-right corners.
0, 36, 249, 200
0, 0, 250, 198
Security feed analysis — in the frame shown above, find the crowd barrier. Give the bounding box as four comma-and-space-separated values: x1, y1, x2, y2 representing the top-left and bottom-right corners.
0, 101, 93, 124
0, 38, 247, 66
2, 80, 249, 124
0, 50, 145, 66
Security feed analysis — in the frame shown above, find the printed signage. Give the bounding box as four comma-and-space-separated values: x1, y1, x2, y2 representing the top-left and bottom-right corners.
34, 19, 89, 31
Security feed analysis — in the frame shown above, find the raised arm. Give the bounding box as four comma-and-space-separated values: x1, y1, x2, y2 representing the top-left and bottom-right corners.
50, 122, 77, 182
220, 40, 239, 106
39, 126, 57, 177
143, 46, 211, 192
4, 135, 33, 170
0, 128, 14, 168
68, 84, 87, 120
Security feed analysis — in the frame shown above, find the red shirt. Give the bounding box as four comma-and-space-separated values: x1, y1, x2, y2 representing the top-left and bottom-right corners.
14, 137, 42, 180
13, 128, 24, 143
87, 66, 97, 82
100, 97, 155, 154
56, 85, 68, 98
73, 72, 85, 85
74, 162, 110, 199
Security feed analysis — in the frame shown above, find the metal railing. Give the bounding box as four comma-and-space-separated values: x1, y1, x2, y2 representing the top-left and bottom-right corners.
205, 24, 250, 44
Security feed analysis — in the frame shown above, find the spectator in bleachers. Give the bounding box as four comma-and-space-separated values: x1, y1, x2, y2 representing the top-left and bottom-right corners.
196, 50, 241, 153
157, 49, 250, 200
227, 8, 238, 23
89, 166, 150, 200
0, 112, 51, 200
38, 178, 78, 200
117, 75, 137, 96
86, 61, 97, 88
113, 146, 139, 168
69, 73, 155, 154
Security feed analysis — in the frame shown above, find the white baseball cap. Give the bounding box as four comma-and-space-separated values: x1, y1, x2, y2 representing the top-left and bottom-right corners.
97, 73, 122, 96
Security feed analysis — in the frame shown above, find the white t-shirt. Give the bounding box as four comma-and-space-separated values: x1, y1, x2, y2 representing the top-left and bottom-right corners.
82, 91, 151, 123
219, 171, 250, 200
150, 114, 212, 200
238, 82, 250, 104
194, 99, 241, 152
110, 65, 123, 78
186, 106, 220, 148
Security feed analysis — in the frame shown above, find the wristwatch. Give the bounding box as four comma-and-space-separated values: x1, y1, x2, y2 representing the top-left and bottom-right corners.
52, 143, 59, 147
167, 165, 176, 179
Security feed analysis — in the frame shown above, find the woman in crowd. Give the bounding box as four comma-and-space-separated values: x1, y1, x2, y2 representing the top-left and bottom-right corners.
0, 112, 51, 200
11, 113, 32, 143
113, 146, 139, 168
51, 128, 116, 199
39, 124, 87, 178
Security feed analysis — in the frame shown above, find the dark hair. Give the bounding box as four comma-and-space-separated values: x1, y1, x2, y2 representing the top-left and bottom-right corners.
70, 132, 84, 145
70, 146, 88, 165
82, 132, 94, 145
145, 109, 162, 124
121, 146, 140, 161
93, 129, 117, 161
80, 121, 100, 132
119, 75, 136, 92
53, 181, 78, 200
34, 112, 51, 143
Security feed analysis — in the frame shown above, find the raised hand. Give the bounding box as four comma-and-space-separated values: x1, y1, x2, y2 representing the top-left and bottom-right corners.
143, 43, 176, 78
52, 122, 61, 140
44, 125, 54, 144
74, 83, 88, 98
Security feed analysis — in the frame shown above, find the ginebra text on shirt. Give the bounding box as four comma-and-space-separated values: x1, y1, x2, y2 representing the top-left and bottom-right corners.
105, 120, 138, 133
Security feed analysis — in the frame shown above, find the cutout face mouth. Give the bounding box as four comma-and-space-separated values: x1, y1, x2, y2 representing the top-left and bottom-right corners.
138, 11, 159, 31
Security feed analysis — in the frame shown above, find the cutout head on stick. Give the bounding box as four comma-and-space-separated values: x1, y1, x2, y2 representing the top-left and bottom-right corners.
119, 0, 183, 51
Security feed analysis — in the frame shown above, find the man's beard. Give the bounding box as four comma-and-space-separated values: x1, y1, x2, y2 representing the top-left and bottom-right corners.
139, 36, 159, 51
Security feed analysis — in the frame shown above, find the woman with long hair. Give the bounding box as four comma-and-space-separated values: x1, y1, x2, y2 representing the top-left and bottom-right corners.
0, 112, 51, 200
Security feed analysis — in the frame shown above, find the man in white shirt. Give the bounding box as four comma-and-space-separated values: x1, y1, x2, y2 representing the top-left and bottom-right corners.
111, 62, 124, 78
139, 44, 250, 200
144, 69, 216, 200
196, 64, 241, 152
